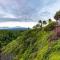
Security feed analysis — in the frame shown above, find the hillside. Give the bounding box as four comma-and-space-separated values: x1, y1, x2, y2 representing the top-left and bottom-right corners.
1, 24, 60, 60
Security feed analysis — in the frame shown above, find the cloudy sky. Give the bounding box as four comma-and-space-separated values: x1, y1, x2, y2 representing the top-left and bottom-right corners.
0, 0, 60, 27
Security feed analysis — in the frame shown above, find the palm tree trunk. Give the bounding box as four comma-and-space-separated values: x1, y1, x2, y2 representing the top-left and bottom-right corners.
41, 22, 42, 30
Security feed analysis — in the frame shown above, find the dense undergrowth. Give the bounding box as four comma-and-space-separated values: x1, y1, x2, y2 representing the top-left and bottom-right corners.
1, 23, 60, 60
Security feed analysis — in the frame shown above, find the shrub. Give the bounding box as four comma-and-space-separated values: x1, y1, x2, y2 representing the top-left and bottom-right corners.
44, 22, 56, 31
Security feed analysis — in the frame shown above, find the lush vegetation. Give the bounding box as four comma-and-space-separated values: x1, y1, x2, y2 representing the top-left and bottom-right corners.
1, 11, 60, 60
0, 22, 60, 60
0, 30, 24, 47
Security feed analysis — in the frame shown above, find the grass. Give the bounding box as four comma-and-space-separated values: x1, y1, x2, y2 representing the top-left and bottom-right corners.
1, 28, 60, 60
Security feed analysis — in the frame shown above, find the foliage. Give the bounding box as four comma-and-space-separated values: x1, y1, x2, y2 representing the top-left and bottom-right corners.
48, 19, 52, 24
38, 20, 42, 29
44, 21, 56, 31
0, 30, 24, 47
33, 24, 40, 29
43, 20, 47, 25
33, 20, 47, 29
54, 10, 60, 20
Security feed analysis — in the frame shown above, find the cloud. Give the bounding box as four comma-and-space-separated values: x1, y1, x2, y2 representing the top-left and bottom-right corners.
0, 0, 60, 21
30, 0, 60, 21
0, 21, 38, 28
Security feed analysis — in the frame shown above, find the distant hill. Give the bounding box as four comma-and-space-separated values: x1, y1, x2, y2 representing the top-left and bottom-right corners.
0, 26, 30, 30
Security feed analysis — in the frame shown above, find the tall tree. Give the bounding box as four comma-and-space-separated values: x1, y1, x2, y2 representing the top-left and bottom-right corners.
54, 10, 60, 20
43, 20, 47, 25
48, 19, 52, 24
38, 20, 42, 29
54, 11, 60, 37
33, 24, 40, 29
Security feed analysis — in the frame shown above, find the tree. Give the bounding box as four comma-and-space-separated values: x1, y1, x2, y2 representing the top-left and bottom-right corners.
38, 20, 42, 29
43, 20, 47, 25
48, 19, 52, 24
33, 24, 40, 29
36, 24, 40, 28
44, 22, 56, 31
54, 11, 60, 36
54, 10, 60, 20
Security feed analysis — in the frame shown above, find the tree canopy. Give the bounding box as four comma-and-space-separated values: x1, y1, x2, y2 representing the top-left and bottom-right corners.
54, 10, 60, 20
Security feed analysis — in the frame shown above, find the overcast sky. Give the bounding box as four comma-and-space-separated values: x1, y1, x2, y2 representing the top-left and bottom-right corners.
0, 0, 60, 27
0, 0, 60, 21
0, 22, 38, 28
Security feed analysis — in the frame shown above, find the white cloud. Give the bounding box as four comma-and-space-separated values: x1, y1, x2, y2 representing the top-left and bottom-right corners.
30, 0, 60, 21
0, 21, 38, 28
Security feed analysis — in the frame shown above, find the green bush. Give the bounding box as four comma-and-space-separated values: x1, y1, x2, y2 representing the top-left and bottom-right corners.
44, 22, 56, 31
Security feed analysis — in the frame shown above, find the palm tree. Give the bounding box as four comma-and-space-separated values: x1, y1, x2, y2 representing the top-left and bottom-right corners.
48, 19, 52, 24
54, 10, 60, 26
43, 20, 47, 25
54, 10, 60, 38
38, 20, 42, 29
54, 10, 60, 20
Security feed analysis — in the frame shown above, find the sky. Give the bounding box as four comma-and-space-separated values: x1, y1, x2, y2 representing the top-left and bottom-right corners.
0, 0, 60, 28
0, 22, 38, 28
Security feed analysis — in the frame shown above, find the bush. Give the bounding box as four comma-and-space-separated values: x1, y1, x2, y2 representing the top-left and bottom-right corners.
44, 22, 56, 31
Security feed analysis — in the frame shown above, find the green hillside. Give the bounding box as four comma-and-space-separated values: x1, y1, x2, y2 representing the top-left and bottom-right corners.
1, 23, 60, 60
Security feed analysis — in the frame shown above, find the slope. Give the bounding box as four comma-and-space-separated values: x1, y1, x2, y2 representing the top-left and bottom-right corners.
1, 26, 60, 60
